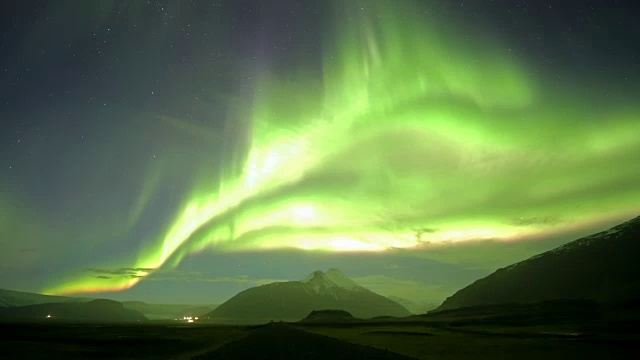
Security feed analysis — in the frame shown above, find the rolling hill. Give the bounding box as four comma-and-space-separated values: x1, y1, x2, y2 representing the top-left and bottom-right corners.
0, 288, 216, 320
0, 288, 91, 307
0, 299, 146, 322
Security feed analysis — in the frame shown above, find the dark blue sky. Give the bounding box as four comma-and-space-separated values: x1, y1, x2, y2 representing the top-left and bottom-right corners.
1, 0, 639, 304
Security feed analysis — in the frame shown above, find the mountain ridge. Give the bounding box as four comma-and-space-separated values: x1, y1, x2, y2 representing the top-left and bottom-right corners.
0, 288, 217, 320
438, 215, 640, 311
0, 299, 147, 322
0, 288, 93, 307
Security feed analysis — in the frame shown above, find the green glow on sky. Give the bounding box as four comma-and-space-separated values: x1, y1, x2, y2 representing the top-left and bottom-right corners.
45, 0, 640, 295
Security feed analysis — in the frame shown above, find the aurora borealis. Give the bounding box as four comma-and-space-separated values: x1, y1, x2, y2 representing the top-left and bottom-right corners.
1, 0, 639, 305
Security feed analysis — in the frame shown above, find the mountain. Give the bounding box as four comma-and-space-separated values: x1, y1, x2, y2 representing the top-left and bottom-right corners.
387, 296, 438, 315
438, 215, 640, 311
204, 268, 410, 323
0, 288, 92, 307
0, 288, 217, 320
120, 301, 218, 320
0, 299, 146, 322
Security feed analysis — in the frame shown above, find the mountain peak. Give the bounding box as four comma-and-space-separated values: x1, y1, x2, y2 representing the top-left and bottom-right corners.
302, 269, 360, 291
302, 270, 325, 282
207, 269, 411, 322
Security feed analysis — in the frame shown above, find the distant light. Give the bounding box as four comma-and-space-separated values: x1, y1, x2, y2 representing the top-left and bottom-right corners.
195, 317, 199, 320
46, 315, 51, 318
187, 319, 194, 323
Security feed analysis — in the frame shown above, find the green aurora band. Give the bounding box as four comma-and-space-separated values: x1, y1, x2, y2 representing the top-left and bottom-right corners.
46, 1, 640, 294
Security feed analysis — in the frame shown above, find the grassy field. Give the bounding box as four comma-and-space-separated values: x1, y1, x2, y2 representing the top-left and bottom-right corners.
0, 322, 249, 359
299, 320, 640, 360
1, 317, 638, 359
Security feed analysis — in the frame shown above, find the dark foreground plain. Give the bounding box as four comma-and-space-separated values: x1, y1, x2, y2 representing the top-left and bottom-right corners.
3, 309, 640, 360
0, 321, 248, 359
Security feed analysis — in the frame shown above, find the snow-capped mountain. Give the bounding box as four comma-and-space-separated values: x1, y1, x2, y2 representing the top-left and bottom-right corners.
438, 215, 640, 311
302, 268, 362, 294
204, 269, 410, 323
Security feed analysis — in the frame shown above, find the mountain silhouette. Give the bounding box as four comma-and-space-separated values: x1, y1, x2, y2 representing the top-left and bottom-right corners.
301, 309, 356, 323
204, 268, 410, 323
0, 288, 216, 320
387, 296, 438, 315
438, 215, 640, 311
120, 301, 218, 320
0, 288, 91, 307
0, 299, 147, 322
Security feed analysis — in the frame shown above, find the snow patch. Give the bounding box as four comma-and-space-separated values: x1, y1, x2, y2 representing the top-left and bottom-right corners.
301, 269, 362, 295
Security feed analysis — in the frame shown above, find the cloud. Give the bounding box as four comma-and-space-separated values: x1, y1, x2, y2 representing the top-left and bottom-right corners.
153, 269, 202, 276
137, 269, 286, 286
144, 275, 287, 286
85, 267, 155, 279
203, 277, 285, 285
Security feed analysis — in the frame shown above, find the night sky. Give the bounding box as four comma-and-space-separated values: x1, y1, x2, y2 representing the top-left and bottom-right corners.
1, 0, 639, 305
